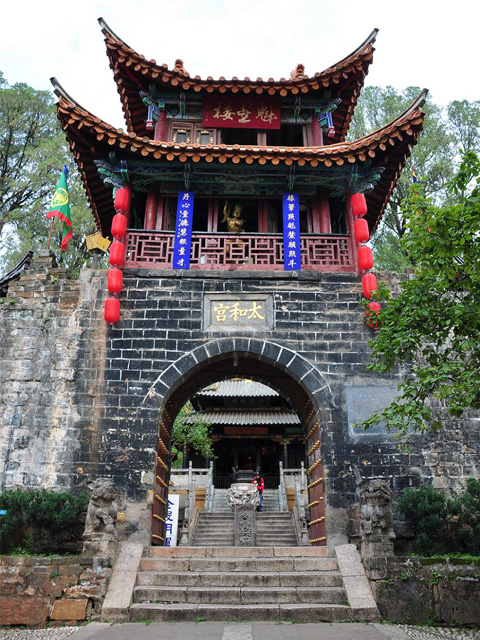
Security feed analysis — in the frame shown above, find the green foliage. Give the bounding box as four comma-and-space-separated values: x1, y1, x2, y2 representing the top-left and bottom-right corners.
398, 480, 480, 556
350, 86, 480, 269
0, 488, 88, 555
0, 72, 97, 278
170, 403, 214, 467
363, 151, 480, 435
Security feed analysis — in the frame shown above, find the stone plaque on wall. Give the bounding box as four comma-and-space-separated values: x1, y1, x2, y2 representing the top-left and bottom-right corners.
346, 385, 398, 439
204, 294, 274, 331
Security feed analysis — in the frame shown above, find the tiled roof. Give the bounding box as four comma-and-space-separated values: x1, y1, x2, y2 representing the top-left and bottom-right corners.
52, 79, 425, 236
99, 18, 378, 142
191, 410, 301, 426
0, 250, 34, 297
197, 380, 279, 398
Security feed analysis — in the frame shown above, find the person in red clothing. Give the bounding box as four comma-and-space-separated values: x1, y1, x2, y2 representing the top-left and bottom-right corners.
252, 474, 264, 511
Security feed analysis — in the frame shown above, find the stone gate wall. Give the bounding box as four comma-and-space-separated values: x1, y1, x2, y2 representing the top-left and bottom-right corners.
1, 253, 479, 545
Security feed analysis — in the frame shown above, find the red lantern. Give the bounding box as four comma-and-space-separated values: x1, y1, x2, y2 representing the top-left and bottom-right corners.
366, 301, 381, 329
108, 268, 123, 295
352, 193, 368, 217
358, 245, 374, 271
104, 297, 120, 324
109, 241, 125, 267
114, 187, 131, 214
111, 213, 127, 239
354, 218, 370, 244
362, 273, 377, 299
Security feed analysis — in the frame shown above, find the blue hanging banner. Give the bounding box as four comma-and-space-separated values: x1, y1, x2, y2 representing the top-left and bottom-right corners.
172, 191, 195, 270
282, 193, 301, 271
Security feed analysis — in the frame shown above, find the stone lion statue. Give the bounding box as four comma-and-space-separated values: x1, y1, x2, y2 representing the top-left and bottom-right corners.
360, 478, 395, 542
83, 478, 120, 538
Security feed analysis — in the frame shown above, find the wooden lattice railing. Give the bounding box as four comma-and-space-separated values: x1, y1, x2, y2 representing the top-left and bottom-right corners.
125, 231, 356, 272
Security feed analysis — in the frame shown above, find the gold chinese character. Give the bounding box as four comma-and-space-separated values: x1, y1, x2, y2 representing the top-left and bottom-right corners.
213, 102, 234, 121
256, 104, 278, 123
247, 302, 265, 320
228, 302, 248, 322
288, 203, 295, 212
237, 102, 252, 123
287, 194, 295, 202
214, 303, 229, 323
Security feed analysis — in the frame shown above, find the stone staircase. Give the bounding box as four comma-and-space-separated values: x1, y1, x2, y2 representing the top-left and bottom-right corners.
211, 488, 230, 512
191, 507, 297, 547
191, 513, 234, 546
256, 512, 297, 546
128, 545, 378, 622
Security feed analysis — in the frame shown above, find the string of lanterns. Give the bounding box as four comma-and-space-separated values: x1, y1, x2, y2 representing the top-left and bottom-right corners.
352, 193, 381, 329
104, 187, 130, 325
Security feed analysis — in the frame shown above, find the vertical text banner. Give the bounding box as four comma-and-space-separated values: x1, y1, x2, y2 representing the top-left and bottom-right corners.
165, 494, 180, 547
282, 193, 301, 271
172, 191, 195, 269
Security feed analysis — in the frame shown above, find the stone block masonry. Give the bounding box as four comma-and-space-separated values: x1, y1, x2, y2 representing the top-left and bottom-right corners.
0, 555, 111, 626
1, 253, 479, 546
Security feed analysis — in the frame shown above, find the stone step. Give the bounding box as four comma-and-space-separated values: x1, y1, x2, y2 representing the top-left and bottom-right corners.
133, 585, 346, 605
129, 603, 358, 623
149, 546, 328, 558
191, 541, 235, 547
136, 570, 343, 588
140, 556, 338, 573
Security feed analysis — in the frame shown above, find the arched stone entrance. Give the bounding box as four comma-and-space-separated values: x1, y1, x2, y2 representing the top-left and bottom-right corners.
146, 338, 331, 547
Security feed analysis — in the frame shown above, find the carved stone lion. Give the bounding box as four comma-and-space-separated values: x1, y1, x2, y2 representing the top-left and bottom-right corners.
83, 478, 120, 538
360, 478, 396, 542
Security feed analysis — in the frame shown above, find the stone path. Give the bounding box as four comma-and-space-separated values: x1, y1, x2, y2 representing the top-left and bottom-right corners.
0, 623, 479, 640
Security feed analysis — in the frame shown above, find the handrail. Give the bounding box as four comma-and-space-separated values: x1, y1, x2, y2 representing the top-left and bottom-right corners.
205, 461, 214, 512
294, 471, 309, 545
278, 461, 288, 512
179, 465, 197, 545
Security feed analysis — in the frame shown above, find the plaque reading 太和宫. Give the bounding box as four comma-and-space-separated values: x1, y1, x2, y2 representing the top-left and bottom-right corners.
204, 294, 274, 331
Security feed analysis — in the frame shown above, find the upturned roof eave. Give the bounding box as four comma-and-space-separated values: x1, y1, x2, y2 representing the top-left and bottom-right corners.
52, 78, 425, 234
98, 17, 377, 141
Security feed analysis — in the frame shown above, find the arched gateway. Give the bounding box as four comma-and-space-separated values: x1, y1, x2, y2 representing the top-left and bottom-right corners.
44, 18, 428, 553
148, 339, 329, 546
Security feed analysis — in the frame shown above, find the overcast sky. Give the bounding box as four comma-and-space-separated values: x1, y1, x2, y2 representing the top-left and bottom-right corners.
1, 0, 479, 129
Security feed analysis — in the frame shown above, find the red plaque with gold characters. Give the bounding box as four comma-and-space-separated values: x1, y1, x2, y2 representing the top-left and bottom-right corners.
203, 94, 281, 130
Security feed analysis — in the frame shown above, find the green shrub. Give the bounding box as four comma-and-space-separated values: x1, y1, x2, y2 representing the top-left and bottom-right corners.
398, 479, 480, 556
0, 488, 88, 555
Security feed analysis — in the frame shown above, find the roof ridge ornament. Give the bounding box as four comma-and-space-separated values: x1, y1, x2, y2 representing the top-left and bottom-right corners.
173, 59, 189, 76
290, 63, 306, 81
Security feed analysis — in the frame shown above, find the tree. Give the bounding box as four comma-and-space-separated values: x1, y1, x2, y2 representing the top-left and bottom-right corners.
170, 403, 214, 468
349, 86, 460, 269
362, 150, 480, 436
0, 72, 96, 277
448, 100, 480, 153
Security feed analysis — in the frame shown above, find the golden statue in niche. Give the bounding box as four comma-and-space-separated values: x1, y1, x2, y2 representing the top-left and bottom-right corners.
221, 200, 246, 233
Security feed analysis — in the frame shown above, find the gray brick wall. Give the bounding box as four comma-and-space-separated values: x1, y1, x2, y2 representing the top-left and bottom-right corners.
1, 255, 479, 545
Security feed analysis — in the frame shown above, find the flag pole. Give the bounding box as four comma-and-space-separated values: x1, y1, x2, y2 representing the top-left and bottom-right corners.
46, 218, 55, 251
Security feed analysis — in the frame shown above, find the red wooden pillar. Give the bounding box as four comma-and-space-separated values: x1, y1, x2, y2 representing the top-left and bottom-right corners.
312, 117, 323, 146
207, 199, 218, 232
154, 111, 167, 141
316, 188, 331, 234
346, 190, 361, 274
155, 197, 164, 231
144, 183, 158, 230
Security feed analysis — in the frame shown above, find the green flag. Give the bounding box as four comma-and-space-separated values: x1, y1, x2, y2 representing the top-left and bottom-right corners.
46, 164, 73, 250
